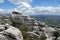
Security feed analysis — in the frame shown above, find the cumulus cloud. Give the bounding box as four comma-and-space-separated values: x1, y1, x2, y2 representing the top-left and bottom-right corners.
13, 2, 32, 14
0, 9, 13, 14
0, 9, 6, 14
31, 6, 60, 15
0, 0, 4, 3
0, 9, 4, 12
13, 5, 60, 15
8, 0, 33, 5
8, 0, 60, 15
8, 0, 33, 15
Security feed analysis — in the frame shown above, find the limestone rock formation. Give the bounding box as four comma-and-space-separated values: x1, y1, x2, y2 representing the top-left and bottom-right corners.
0, 24, 23, 40
0, 12, 60, 40
11, 12, 47, 31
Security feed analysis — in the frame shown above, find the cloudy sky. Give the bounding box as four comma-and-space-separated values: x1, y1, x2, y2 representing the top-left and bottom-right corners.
0, 0, 60, 15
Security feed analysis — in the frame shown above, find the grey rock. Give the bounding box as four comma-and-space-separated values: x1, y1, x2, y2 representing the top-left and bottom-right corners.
27, 31, 40, 40
0, 24, 23, 40
57, 36, 60, 40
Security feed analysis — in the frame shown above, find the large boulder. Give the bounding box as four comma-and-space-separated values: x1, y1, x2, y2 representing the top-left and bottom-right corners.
0, 24, 23, 40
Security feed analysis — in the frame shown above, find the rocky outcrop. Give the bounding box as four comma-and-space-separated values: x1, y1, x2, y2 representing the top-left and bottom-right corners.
11, 12, 47, 31
0, 24, 23, 40
10, 12, 56, 40
0, 12, 60, 40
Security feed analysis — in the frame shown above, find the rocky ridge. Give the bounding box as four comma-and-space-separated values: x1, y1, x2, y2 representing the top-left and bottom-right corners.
0, 12, 60, 40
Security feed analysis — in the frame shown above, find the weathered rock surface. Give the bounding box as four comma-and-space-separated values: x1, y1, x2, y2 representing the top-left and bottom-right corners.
10, 12, 59, 40
0, 12, 60, 40
0, 24, 23, 40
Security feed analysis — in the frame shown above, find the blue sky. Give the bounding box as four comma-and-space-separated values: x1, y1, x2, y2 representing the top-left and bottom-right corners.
32, 0, 60, 7
0, 0, 60, 9
0, 0, 17, 9
0, 0, 60, 15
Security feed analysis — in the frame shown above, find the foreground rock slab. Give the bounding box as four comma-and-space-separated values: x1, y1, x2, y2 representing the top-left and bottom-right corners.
0, 24, 23, 40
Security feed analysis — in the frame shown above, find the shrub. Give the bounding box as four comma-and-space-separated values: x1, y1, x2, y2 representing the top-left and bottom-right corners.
40, 33, 47, 40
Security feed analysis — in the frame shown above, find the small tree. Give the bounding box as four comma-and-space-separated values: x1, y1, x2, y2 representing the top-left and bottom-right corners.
53, 31, 60, 40
12, 11, 22, 14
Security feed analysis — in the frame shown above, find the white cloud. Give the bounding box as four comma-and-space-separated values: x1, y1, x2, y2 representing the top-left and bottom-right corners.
0, 9, 6, 14
31, 6, 60, 15
13, 5, 60, 15
0, 9, 13, 14
8, 0, 33, 5
13, 2, 32, 14
0, 9, 4, 12
8, 0, 60, 15
8, 0, 33, 15
0, 0, 4, 3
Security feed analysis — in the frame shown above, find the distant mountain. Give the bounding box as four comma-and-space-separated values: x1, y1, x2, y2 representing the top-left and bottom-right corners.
30, 15, 60, 26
